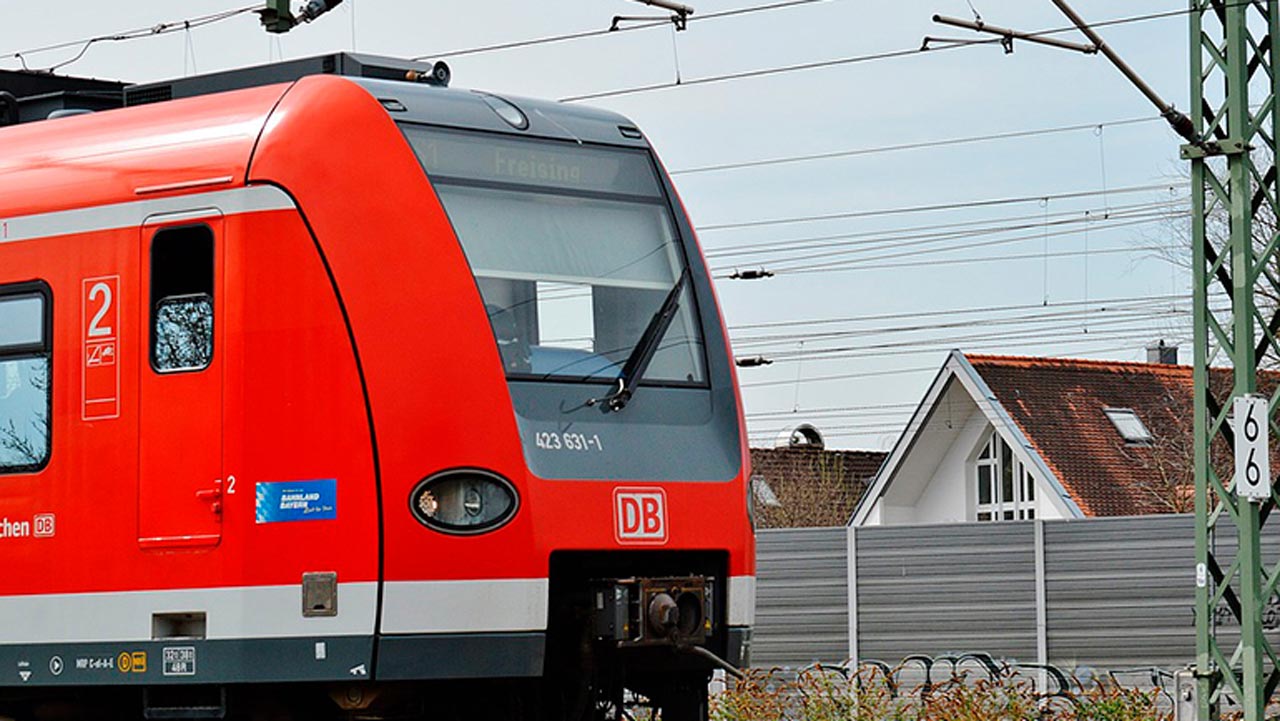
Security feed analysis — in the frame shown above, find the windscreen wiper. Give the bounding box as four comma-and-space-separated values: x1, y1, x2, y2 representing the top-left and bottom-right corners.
591, 267, 690, 412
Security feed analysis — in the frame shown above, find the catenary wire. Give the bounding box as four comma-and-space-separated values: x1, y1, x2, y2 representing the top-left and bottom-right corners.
734, 337, 1178, 390
731, 301, 1192, 347
696, 182, 1181, 233
562, 36, 986, 102
740, 315, 1195, 365
710, 206, 1183, 276
415, 0, 834, 60
730, 296, 1186, 340
0, 5, 260, 72
748, 400, 921, 417
719, 243, 1170, 278
722, 210, 1171, 273
743, 342, 1180, 441
759, 329, 1193, 366
560, 5, 1210, 102
727, 292, 1188, 331
755, 311, 1189, 361
672, 116, 1163, 176
742, 323, 1190, 368
740, 364, 940, 388
706, 198, 1185, 260
741, 328, 1194, 367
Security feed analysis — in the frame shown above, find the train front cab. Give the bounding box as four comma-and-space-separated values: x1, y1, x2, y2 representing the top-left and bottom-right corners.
249, 76, 755, 719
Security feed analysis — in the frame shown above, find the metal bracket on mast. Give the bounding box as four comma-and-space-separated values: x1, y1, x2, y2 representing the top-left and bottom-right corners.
612, 0, 694, 31
928, 3, 1198, 147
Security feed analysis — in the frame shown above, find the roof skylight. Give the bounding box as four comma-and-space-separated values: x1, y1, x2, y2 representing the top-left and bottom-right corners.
1104, 408, 1154, 445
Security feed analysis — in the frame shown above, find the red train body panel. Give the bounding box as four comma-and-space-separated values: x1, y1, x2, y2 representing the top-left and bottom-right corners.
0, 58, 752, 720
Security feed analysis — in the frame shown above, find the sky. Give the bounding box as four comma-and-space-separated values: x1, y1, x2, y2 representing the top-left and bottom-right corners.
1, 0, 1196, 450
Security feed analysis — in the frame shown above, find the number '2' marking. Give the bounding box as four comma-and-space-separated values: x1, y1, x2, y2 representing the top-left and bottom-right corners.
88, 282, 113, 338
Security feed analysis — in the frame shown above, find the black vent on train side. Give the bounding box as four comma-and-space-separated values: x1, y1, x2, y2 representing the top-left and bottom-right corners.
123, 85, 174, 107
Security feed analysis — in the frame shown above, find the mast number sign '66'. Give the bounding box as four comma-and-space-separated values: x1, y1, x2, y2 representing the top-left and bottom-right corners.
1235, 394, 1271, 501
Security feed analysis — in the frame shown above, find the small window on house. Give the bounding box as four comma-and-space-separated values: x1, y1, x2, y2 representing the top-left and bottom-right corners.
151, 225, 214, 372
974, 431, 1036, 522
0, 284, 51, 473
1104, 408, 1153, 445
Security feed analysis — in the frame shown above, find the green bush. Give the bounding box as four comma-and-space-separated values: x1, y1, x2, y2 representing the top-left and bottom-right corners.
710, 666, 1168, 721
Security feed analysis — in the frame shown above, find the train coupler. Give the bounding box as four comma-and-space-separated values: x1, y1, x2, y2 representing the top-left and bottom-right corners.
590, 576, 714, 647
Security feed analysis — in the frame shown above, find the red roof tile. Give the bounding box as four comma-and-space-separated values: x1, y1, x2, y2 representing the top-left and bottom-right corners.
967, 354, 1274, 516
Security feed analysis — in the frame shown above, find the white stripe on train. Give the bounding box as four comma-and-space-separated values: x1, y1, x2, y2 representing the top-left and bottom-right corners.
0, 575, 755, 644
0, 582, 378, 644
0, 185, 295, 245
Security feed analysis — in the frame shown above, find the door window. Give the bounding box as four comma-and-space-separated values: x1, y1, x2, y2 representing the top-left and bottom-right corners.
150, 226, 214, 372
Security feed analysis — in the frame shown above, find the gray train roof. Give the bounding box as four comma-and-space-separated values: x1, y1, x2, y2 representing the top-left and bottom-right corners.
350, 77, 648, 149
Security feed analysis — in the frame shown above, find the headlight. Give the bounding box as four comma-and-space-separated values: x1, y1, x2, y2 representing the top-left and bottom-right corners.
409, 469, 519, 534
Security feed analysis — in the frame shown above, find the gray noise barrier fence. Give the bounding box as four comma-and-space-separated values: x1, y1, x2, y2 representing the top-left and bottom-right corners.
754, 515, 1280, 677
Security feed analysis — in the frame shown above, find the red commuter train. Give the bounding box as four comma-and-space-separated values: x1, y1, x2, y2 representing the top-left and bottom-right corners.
0, 54, 753, 721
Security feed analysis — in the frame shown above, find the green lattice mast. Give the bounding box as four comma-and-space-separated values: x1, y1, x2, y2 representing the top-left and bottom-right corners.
931, 2, 1279, 717
1191, 1, 1280, 719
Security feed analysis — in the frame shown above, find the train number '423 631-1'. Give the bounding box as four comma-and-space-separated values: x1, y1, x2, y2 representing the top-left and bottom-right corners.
534, 431, 603, 452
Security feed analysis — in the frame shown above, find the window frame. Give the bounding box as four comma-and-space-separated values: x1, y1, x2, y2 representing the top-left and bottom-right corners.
0, 280, 53, 475
148, 224, 215, 375
973, 431, 1036, 522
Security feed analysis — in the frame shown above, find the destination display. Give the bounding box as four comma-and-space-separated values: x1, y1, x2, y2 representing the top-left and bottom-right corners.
401, 125, 662, 198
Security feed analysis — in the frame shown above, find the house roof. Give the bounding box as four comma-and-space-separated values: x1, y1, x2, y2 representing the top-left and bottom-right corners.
966, 354, 1198, 516
750, 447, 886, 528
852, 350, 1279, 525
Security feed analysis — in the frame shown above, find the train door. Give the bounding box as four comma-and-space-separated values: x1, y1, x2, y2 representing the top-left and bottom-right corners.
137, 215, 225, 549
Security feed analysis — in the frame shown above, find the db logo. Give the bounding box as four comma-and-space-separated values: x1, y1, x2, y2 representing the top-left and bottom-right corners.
614, 488, 668, 545
33, 514, 55, 538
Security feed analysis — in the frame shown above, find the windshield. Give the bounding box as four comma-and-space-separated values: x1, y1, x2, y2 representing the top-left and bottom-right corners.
404, 125, 706, 385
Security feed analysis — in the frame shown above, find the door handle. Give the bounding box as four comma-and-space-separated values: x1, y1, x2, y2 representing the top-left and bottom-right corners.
196, 479, 224, 516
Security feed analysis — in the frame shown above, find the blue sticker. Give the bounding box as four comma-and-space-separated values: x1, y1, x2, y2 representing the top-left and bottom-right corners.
255, 479, 337, 523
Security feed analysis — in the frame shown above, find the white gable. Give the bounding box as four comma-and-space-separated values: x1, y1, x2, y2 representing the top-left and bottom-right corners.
851, 351, 1083, 526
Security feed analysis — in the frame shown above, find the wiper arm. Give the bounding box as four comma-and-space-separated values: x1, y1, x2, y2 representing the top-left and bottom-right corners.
590, 267, 690, 412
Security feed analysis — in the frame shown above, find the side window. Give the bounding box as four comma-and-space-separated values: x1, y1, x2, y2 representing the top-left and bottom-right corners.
151, 225, 214, 373
0, 284, 51, 472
